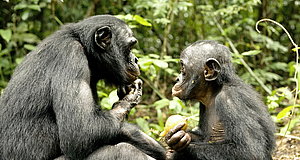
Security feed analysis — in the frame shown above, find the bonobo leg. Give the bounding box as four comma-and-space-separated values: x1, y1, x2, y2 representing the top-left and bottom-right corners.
86, 143, 155, 160
52, 144, 157, 160
53, 143, 155, 160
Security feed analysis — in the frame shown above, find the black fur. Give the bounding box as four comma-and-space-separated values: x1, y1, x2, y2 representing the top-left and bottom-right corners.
171, 40, 275, 159
0, 15, 165, 160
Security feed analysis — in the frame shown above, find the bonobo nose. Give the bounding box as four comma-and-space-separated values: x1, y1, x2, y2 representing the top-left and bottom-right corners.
175, 74, 182, 82
128, 37, 137, 46
134, 57, 138, 63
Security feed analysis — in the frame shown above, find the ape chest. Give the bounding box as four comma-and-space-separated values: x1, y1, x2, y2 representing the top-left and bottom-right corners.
208, 122, 225, 143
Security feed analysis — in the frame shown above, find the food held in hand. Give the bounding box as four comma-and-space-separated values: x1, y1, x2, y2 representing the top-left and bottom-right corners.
160, 115, 188, 137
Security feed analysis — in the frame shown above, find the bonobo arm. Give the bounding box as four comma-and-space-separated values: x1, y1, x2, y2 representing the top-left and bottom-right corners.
51, 41, 141, 159
115, 79, 166, 160
170, 141, 235, 159
165, 123, 233, 160
120, 123, 166, 160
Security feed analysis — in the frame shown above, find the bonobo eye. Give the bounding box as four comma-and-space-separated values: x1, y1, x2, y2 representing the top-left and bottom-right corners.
95, 26, 112, 49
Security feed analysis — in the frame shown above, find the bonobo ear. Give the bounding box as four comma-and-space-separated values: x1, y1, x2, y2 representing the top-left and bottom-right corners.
95, 26, 112, 49
204, 58, 221, 81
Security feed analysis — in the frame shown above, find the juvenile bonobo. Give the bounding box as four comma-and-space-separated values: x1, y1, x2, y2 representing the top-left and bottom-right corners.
0, 15, 165, 160
165, 40, 275, 159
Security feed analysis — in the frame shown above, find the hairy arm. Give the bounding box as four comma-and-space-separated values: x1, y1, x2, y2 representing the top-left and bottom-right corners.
52, 40, 165, 159
51, 41, 133, 158
120, 123, 166, 160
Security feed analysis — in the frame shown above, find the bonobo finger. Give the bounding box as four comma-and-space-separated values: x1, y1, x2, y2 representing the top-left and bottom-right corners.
167, 130, 186, 146
131, 79, 142, 93
166, 149, 175, 160
165, 122, 186, 140
134, 79, 143, 89
172, 133, 191, 151
131, 79, 142, 97
118, 84, 133, 98
117, 86, 127, 99
128, 84, 135, 94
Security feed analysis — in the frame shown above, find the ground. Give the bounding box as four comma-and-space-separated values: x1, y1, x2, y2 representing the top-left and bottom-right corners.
273, 126, 300, 160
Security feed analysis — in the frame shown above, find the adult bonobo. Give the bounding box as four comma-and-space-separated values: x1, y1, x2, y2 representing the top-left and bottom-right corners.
165, 40, 275, 159
0, 15, 165, 160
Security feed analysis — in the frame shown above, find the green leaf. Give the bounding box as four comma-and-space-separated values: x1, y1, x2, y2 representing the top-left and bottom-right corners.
16, 57, 24, 65
241, 50, 261, 56
279, 117, 300, 133
24, 44, 36, 51
17, 33, 40, 43
268, 101, 279, 110
0, 29, 12, 43
136, 117, 150, 132
149, 54, 160, 59
21, 10, 30, 20
276, 105, 300, 120
97, 91, 108, 97
276, 106, 291, 120
100, 97, 111, 110
153, 60, 168, 69
292, 47, 300, 52
133, 15, 152, 27
153, 98, 170, 109
14, 3, 27, 10
14, 3, 41, 11
27, 4, 41, 11
138, 58, 153, 71
169, 97, 185, 112
100, 90, 118, 110
0, 58, 10, 67
108, 89, 119, 104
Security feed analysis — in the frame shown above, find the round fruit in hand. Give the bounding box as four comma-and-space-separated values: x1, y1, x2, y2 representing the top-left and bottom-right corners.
160, 115, 188, 137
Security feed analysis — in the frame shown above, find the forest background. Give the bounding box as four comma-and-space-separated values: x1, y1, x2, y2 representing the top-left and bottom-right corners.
0, 0, 299, 159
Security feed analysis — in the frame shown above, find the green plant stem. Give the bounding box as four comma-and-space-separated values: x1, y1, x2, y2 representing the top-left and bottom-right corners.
140, 76, 165, 99
51, 0, 63, 26
212, 17, 272, 95
152, 0, 178, 100
256, 18, 299, 141
160, 0, 177, 59
275, 133, 300, 141
53, 16, 63, 26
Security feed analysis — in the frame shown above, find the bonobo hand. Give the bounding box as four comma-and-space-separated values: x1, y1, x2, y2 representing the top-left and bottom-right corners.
166, 149, 175, 160
117, 79, 143, 107
112, 79, 143, 121
165, 122, 191, 151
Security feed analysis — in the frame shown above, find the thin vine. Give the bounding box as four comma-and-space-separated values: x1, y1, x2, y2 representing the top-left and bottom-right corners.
256, 18, 299, 138
212, 17, 272, 94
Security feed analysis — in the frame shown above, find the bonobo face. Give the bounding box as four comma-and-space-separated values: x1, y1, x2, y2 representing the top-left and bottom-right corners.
89, 16, 140, 85
172, 42, 221, 101
172, 53, 201, 100
172, 58, 189, 99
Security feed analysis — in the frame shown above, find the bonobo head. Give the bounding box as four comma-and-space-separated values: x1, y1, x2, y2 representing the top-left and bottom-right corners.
72, 15, 140, 85
172, 40, 234, 102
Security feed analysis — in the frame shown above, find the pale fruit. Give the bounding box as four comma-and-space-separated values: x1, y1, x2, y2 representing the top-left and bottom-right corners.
160, 115, 188, 137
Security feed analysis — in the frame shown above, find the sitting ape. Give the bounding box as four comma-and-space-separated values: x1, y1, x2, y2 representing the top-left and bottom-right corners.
166, 40, 275, 159
0, 15, 165, 160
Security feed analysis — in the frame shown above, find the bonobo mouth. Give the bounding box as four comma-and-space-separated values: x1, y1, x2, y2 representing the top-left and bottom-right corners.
172, 86, 182, 97
127, 71, 140, 83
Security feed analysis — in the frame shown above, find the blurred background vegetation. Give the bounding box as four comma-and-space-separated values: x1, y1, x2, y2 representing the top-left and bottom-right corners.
0, 0, 299, 151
